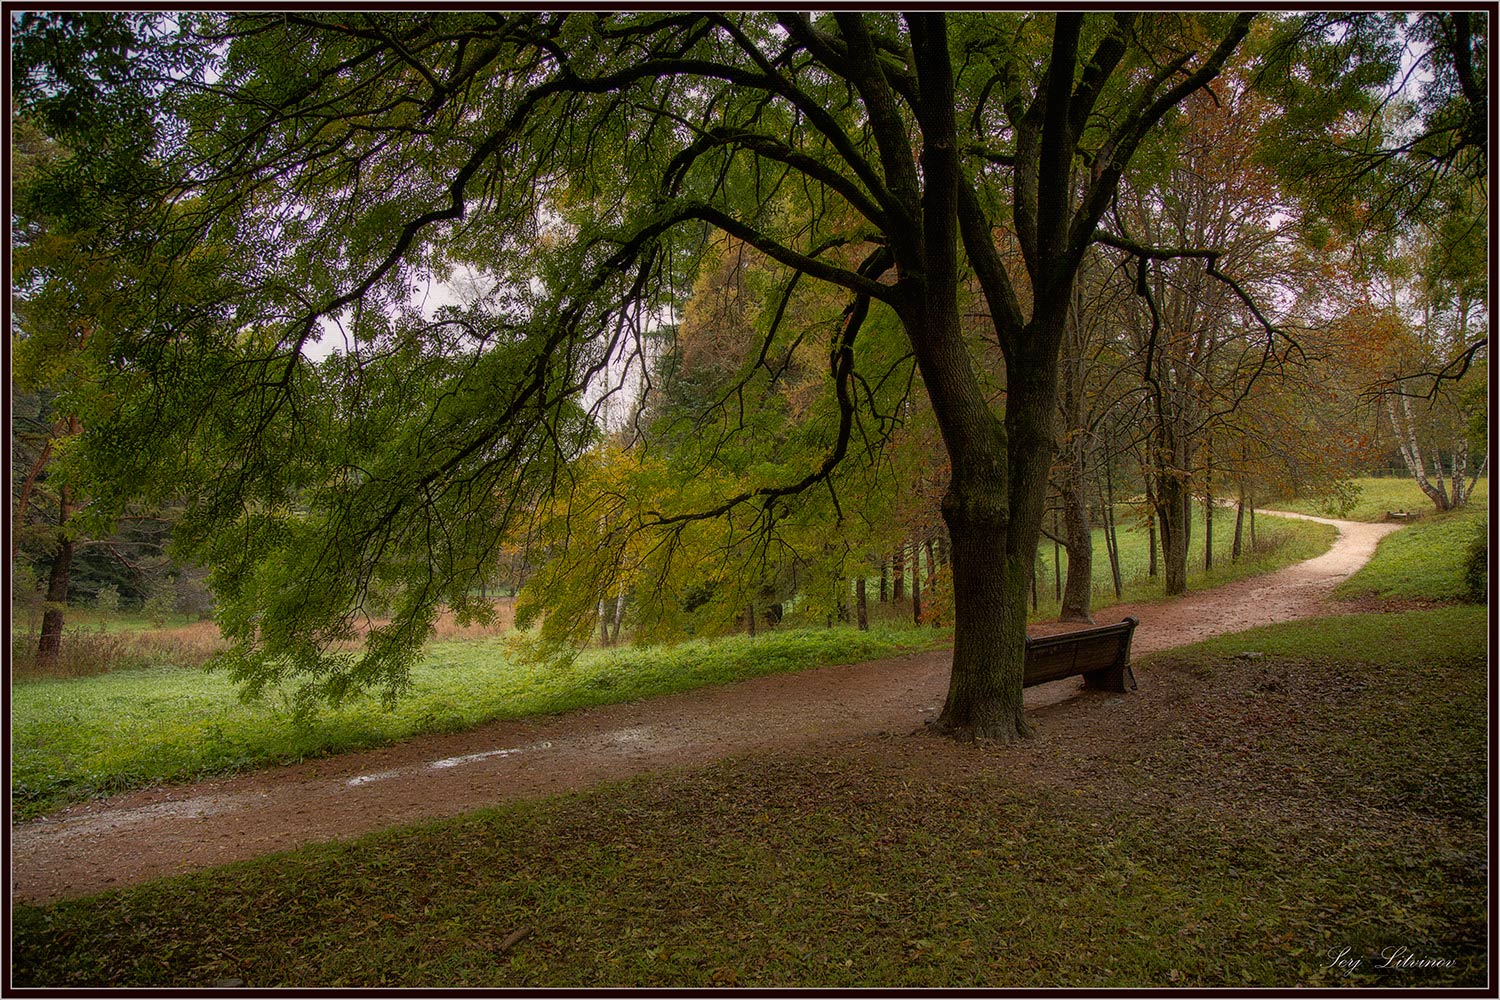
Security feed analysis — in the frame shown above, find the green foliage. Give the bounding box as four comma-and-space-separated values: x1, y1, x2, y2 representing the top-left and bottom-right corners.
1462, 520, 1487, 604
9, 10, 1393, 723
11, 624, 941, 819
12, 608, 1484, 988
142, 588, 175, 629
1255, 13, 1485, 244
91, 584, 121, 613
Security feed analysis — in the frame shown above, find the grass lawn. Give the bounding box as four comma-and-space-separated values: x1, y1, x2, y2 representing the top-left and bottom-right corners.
1337, 506, 1487, 602
12, 606, 1486, 988
11, 624, 946, 821
1271, 476, 1488, 523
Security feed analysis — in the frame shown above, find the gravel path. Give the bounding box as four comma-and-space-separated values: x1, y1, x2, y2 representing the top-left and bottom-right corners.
10, 512, 1399, 905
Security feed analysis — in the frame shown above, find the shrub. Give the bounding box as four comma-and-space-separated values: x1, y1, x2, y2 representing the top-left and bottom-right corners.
143, 589, 176, 628
1463, 521, 1487, 603
92, 584, 122, 614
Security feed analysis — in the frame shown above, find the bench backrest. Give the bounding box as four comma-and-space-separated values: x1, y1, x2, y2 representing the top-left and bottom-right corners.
1023, 616, 1138, 688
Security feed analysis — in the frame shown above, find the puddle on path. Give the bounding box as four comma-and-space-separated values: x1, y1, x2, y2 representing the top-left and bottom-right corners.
345, 739, 554, 787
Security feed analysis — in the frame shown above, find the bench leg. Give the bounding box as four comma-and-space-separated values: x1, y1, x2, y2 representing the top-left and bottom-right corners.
1082, 663, 1136, 693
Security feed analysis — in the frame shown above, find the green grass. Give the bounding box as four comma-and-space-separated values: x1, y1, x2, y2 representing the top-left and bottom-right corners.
1271, 476, 1488, 523
1336, 504, 1487, 602
13, 607, 1485, 988
11, 624, 944, 821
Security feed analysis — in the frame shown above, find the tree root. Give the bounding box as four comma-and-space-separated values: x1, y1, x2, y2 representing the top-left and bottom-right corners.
924, 712, 1034, 744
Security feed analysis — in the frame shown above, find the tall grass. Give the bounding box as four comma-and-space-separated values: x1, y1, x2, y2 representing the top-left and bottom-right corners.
9, 624, 225, 681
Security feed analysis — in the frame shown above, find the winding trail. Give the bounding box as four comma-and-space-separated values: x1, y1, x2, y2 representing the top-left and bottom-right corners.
10, 512, 1399, 905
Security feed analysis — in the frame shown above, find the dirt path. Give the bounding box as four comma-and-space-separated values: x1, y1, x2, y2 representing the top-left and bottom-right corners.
10, 512, 1399, 905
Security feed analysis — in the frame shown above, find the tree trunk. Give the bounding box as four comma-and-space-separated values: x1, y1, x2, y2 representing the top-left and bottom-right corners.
1388, 394, 1453, 511
1059, 450, 1094, 621
1030, 552, 1038, 612
1144, 473, 1159, 578
1103, 460, 1123, 600
879, 559, 888, 602
1232, 487, 1245, 562
1052, 512, 1061, 603
1203, 440, 1213, 572
910, 540, 923, 625
13, 444, 49, 562
610, 581, 626, 643
932, 466, 1030, 741
1157, 469, 1190, 596
36, 486, 76, 665
892, 544, 905, 603
856, 577, 869, 631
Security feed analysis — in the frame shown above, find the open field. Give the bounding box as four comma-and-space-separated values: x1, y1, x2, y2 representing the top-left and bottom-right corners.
1271, 476, 1488, 523
12, 605, 1486, 988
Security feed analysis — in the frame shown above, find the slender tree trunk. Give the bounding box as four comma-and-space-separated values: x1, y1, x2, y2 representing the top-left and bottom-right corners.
1157, 470, 1190, 596
1030, 553, 1038, 612
1059, 449, 1094, 621
611, 580, 626, 643
879, 559, 888, 603
892, 544, 905, 603
37, 486, 76, 664
1451, 437, 1469, 507
1052, 510, 1062, 603
1103, 462, 1123, 600
1249, 495, 1257, 552
1388, 394, 1453, 511
856, 577, 869, 631
12, 437, 55, 564
1232, 485, 1245, 562
1144, 471, 1159, 579
925, 536, 937, 579
1203, 437, 1213, 572
910, 540, 923, 625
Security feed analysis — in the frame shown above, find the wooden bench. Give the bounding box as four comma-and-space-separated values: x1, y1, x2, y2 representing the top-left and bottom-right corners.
1024, 616, 1139, 692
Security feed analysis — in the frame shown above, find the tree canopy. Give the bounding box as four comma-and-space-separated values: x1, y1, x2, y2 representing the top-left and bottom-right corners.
12, 11, 1480, 735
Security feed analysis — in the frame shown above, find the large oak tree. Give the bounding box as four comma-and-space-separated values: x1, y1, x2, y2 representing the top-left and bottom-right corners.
16, 11, 1271, 738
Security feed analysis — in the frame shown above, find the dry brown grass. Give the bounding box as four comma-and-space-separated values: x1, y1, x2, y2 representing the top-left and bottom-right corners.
10, 625, 225, 681
10, 600, 516, 681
